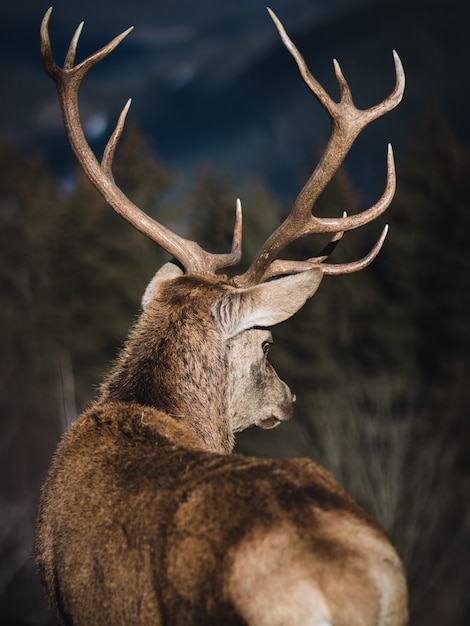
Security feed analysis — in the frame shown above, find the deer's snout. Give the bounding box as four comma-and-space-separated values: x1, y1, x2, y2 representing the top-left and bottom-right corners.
258, 381, 294, 429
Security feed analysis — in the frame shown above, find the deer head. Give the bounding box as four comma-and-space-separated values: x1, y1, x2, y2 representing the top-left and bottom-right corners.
99, 262, 323, 450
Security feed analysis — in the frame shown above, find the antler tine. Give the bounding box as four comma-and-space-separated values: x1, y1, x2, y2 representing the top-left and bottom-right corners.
102, 98, 132, 180
261, 223, 388, 280
40, 7, 242, 276
63, 20, 83, 70
234, 8, 405, 287
264, 215, 345, 280
321, 224, 389, 275
266, 8, 336, 118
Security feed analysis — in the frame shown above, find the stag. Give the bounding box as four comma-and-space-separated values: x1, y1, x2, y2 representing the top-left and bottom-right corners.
35, 7, 407, 626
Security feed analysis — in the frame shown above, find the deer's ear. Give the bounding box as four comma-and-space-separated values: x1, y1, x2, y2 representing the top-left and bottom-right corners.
216, 268, 323, 337
142, 262, 184, 309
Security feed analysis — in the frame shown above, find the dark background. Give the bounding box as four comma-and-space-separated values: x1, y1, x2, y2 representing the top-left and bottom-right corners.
1, 0, 469, 624
3, 0, 470, 200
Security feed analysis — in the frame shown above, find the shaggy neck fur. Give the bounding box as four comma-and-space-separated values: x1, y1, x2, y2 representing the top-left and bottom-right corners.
99, 276, 234, 453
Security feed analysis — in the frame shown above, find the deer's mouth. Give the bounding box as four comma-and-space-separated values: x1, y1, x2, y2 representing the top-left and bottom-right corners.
258, 416, 282, 429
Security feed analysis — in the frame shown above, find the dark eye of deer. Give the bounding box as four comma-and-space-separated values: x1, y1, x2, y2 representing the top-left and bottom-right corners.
262, 340, 271, 355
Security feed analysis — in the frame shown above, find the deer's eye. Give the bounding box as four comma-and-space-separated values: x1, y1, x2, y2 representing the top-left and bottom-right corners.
262, 340, 272, 355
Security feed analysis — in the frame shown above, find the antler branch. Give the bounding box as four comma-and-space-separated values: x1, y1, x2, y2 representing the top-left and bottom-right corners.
41, 6, 404, 285
234, 8, 405, 286
40, 7, 242, 276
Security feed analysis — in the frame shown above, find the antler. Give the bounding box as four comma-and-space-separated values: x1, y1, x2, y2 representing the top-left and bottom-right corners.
233, 8, 405, 287
40, 7, 242, 276
41, 7, 404, 285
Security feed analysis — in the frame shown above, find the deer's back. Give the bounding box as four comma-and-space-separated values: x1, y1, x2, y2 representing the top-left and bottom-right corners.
35, 402, 406, 626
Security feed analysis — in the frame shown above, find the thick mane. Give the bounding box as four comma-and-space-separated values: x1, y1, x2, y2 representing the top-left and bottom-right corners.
99, 275, 234, 451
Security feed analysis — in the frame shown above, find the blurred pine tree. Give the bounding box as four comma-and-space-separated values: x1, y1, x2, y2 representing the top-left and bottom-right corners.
386, 106, 470, 433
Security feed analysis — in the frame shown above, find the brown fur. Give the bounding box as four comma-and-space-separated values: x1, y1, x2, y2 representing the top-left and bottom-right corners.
35, 270, 408, 625
101, 274, 236, 451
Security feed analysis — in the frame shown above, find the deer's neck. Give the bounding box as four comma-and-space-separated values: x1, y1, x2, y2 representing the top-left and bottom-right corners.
99, 297, 234, 454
